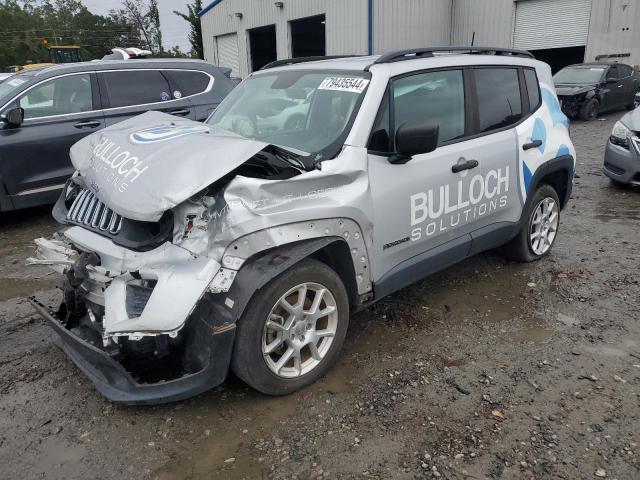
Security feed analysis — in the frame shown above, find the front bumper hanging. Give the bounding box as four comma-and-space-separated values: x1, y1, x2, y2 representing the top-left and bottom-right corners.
31, 297, 236, 405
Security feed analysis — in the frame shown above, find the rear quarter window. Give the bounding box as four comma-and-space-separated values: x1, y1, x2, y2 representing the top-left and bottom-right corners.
168, 70, 211, 96
524, 68, 541, 112
474, 67, 523, 133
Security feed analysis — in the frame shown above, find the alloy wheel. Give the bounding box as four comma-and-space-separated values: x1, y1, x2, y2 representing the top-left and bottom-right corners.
529, 197, 559, 255
262, 282, 338, 378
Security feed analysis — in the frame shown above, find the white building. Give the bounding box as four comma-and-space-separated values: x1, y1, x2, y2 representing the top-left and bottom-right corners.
199, 0, 640, 77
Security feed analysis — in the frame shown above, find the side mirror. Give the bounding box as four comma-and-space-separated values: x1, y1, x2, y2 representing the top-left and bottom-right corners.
3, 107, 24, 127
391, 123, 439, 164
606, 77, 618, 84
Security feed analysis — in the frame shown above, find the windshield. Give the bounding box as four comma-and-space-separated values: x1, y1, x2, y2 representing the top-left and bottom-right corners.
206, 70, 370, 159
554, 67, 605, 85
0, 73, 30, 101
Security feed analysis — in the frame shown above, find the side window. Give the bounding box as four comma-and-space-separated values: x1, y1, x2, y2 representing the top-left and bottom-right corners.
102, 70, 172, 108
20, 74, 92, 119
393, 69, 465, 146
523, 68, 541, 112
607, 65, 620, 80
474, 68, 523, 132
168, 70, 211, 96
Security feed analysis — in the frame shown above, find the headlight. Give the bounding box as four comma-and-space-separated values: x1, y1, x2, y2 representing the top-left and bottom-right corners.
610, 121, 631, 149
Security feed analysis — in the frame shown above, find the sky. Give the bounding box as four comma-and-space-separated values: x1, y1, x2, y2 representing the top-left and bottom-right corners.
81, 0, 193, 52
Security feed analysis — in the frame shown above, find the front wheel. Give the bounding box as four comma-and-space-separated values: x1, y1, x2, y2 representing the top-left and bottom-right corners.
231, 258, 349, 395
579, 98, 599, 121
503, 184, 560, 262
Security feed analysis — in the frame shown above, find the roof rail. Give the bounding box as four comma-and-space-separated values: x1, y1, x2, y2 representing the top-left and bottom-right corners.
373, 46, 534, 65
260, 55, 360, 70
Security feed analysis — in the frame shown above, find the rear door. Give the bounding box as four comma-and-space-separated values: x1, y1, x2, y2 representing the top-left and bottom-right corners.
0, 72, 103, 203
99, 69, 195, 126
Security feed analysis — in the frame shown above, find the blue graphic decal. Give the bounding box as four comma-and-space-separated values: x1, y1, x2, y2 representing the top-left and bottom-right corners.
523, 162, 533, 191
532, 118, 546, 154
541, 88, 569, 129
130, 124, 210, 144
556, 144, 570, 158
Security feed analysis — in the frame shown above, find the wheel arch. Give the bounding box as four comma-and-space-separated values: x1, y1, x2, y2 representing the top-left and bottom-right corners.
527, 155, 574, 211
219, 236, 365, 333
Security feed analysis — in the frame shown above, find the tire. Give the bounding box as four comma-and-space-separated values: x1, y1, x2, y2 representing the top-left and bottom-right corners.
231, 258, 350, 395
578, 98, 599, 121
503, 184, 561, 262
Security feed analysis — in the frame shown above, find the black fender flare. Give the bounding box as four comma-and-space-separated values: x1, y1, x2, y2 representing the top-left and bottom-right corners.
204, 237, 351, 330
522, 154, 574, 222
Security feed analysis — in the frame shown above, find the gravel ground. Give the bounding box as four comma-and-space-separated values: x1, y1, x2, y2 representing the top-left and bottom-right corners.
1, 111, 639, 480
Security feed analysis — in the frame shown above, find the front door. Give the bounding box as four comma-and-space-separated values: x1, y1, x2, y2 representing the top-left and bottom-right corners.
368, 67, 522, 291
0, 72, 103, 206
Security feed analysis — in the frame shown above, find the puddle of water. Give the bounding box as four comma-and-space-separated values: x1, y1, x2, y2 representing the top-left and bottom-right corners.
0, 277, 57, 301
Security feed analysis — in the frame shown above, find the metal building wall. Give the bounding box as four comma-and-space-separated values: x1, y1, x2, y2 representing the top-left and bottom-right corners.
200, 0, 368, 77
372, 0, 452, 53
451, 0, 515, 48
585, 0, 640, 66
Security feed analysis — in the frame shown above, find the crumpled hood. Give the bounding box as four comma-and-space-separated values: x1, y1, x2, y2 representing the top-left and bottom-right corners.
555, 84, 596, 97
70, 111, 268, 222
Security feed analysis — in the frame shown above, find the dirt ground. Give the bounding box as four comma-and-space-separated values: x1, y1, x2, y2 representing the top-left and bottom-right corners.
1, 112, 639, 480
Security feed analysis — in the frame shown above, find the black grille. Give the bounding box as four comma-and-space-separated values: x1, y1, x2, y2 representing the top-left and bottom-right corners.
67, 189, 122, 234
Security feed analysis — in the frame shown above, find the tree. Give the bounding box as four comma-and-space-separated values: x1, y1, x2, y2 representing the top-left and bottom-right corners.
0, 0, 141, 69
174, 0, 203, 59
115, 0, 163, 54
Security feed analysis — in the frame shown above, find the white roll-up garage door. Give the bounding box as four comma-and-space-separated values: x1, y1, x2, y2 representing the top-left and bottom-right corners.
215, 33, 240, 77
513, 0, 593, 50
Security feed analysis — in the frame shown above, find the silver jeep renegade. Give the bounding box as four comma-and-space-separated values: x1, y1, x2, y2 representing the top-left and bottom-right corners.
29, 47, 576, 404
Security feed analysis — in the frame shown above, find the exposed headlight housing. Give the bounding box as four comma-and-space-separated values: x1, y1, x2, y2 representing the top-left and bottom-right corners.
610, 121, 632, 149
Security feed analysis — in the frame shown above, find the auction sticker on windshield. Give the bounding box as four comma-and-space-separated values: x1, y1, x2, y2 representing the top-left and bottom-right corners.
318, 77, 369, 93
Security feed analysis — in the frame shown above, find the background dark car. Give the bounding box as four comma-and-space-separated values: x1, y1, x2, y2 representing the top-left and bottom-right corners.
0, 59, 235, 212
554, 62, 639, 121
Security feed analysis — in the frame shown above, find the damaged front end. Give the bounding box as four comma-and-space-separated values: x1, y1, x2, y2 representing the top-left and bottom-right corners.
25, 113, 287, 404
29, 219, 234, 404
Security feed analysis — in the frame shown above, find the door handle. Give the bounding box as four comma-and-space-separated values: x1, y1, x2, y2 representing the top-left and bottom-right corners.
451, 159, 479, 173
168, 109, 190, 116
74, 120, 101, 128
523, 139, 542, 151
617, 85, 623, 88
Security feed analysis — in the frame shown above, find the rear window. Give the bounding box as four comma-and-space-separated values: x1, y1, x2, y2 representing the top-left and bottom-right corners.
168, 70, 211, 96
474, 68, 523, 133
524, 68, 541, 111
102, 70, 172, 108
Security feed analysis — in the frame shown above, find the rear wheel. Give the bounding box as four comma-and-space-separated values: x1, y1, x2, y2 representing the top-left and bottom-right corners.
231, 259, 349, 395
503, 184, 560, 262
579, 98, 599, 121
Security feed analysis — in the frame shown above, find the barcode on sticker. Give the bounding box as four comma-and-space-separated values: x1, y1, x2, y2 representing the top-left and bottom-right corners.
318, 77, 370, 93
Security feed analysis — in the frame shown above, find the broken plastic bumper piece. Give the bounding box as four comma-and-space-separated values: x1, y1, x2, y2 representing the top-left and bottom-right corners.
30, 299, 235, 405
